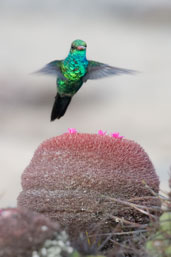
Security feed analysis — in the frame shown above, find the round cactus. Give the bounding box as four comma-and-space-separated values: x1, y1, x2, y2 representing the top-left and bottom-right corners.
17, 131, 160, 235
0, 207, 59, 257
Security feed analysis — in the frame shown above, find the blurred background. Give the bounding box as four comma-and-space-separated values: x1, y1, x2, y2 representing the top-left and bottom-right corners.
0, 0, 171, 207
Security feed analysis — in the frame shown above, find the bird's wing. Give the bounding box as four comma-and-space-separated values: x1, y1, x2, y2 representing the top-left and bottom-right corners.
35, 60, 65, 80
83, 60, 135, 82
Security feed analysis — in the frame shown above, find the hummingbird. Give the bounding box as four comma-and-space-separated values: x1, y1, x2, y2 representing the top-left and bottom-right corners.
38, 39, 134, 121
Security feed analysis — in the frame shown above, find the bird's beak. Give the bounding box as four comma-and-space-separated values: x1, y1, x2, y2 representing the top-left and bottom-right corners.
77, 45, 86, 50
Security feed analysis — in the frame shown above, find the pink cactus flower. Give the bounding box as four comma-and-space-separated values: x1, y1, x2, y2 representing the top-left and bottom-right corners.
68, 128, 77, 134
98, 130, 107, 135
111, 132, 124, 139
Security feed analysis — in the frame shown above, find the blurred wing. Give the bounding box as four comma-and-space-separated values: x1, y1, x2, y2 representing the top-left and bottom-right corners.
35, 60, 65, 79
83, 60, 135, 82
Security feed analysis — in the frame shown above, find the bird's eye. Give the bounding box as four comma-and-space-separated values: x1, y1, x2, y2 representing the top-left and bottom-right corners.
71, 45, 75, 49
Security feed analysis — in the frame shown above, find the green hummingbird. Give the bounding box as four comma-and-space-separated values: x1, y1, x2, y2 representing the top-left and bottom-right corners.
38, 39, 134, 121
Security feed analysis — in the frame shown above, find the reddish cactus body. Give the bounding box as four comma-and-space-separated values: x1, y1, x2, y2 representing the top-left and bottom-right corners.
17, 133, 160, 234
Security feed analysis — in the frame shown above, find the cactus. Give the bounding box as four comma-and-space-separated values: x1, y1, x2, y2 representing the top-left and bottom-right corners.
0, 207, 59, 257
17, 130, 160, 237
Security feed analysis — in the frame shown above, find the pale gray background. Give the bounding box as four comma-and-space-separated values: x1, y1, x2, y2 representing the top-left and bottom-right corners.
0, 0, 171, 207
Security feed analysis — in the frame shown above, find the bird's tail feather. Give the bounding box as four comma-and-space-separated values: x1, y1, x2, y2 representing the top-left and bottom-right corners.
51, 93, 72, 121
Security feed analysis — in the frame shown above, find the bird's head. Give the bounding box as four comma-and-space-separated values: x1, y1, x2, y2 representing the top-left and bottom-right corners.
70, 39, 87, 54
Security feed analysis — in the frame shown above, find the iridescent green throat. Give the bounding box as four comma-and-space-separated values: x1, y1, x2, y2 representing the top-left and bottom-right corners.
61, 50, 88, 81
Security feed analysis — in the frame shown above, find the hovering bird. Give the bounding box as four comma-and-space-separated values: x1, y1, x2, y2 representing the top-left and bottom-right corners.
38, 39, 134, 121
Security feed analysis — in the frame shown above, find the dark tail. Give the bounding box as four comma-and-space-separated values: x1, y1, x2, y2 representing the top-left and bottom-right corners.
51, 93, 72, 121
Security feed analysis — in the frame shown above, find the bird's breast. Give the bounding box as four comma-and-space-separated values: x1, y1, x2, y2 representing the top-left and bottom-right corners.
62, 57, 88, 81
57, 78, 83, 96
